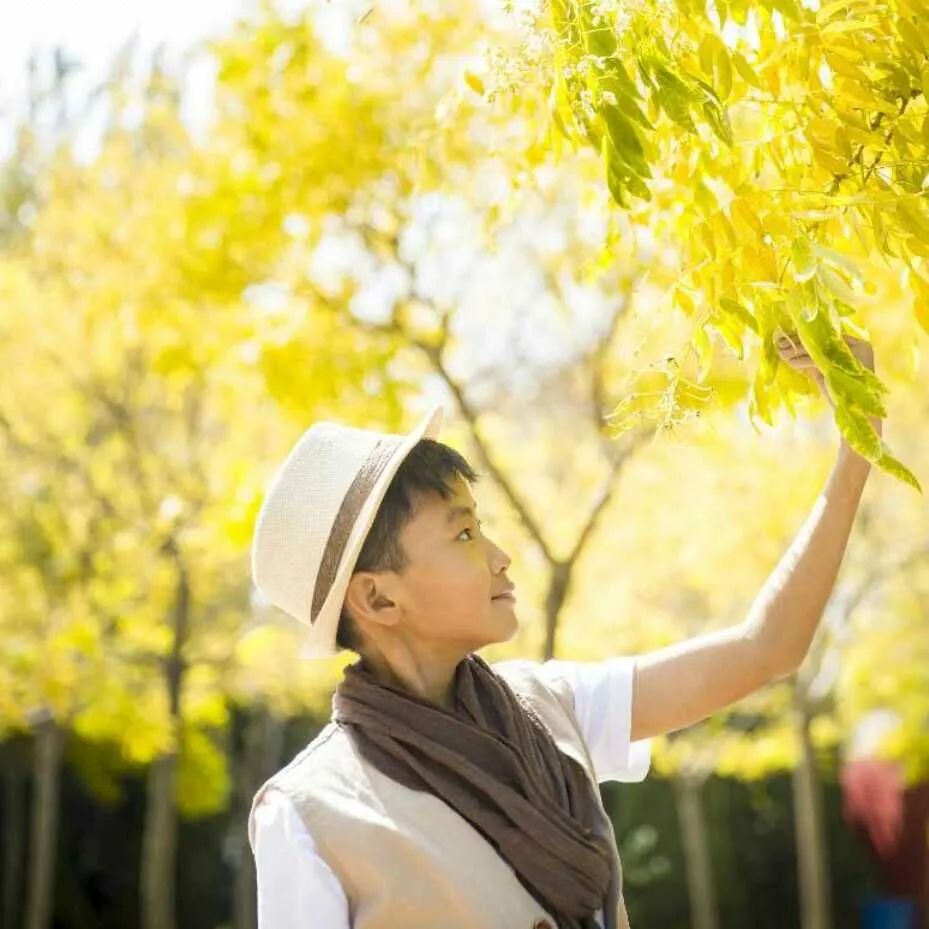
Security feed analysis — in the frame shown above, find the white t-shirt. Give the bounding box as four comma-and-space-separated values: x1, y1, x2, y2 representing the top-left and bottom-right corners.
252, 656, 652, 929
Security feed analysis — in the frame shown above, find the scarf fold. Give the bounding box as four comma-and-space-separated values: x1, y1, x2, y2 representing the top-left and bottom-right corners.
331, 652, 616, 929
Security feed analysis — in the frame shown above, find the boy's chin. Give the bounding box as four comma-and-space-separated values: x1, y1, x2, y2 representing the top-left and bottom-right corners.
490, 613, 519, 645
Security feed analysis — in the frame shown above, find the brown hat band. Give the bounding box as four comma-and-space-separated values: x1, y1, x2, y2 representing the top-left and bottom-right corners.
310, 436, 405, 623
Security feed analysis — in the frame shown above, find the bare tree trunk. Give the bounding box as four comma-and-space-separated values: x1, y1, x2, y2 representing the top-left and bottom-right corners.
141, 753, 178, 929
672, 772, 719, 929
3, 743, 27, 929
543, 562, 571, 660
141, 540, 189, 929
231, 790, 257, 929
24, 715, 63, 929
791, 685, 832, 929
232, 708, 285, 929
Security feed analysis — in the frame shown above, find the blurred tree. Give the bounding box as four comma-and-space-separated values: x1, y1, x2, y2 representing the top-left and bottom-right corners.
0, 41, 389, 929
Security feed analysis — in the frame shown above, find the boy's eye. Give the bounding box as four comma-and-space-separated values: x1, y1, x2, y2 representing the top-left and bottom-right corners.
458, 519, 482, 540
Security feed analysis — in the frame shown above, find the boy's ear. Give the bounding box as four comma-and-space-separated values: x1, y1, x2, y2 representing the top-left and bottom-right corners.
344, 572, 399, 629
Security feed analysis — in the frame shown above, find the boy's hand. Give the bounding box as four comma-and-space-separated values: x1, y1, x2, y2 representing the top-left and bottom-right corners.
775, 331, 876, 400
775, 331, 882, 439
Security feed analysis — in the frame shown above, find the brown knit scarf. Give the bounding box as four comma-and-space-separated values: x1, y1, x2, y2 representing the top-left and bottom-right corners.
331, 651, 616, 929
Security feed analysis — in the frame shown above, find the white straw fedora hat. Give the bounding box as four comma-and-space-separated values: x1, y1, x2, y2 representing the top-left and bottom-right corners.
251, 402, 447, 659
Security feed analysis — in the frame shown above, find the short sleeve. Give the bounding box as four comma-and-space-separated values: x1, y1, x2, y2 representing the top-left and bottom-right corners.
252, 788, 351, 929
540, 656, 652, 784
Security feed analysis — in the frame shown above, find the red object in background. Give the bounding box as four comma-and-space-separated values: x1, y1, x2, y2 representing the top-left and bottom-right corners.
840, 757, 929, 927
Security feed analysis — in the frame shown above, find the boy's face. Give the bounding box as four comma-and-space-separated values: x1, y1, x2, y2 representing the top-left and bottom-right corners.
387, 475, 517, 653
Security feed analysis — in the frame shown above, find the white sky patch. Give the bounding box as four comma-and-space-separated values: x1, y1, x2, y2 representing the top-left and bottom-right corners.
0, 0, 249, 159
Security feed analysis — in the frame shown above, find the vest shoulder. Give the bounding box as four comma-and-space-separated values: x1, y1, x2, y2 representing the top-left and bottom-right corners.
490, 657, 575, 712
247, 721, 361, 854
270, 721, 362, 794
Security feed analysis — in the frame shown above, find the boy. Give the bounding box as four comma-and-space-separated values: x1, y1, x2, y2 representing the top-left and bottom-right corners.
248, 335, 877, 928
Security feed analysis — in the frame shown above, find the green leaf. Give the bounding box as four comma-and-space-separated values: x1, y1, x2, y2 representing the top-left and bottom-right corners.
823, 367, 887, 418
602, 104, 644, 157
602, 136, 629, 208
701, 99, 733, 146
790, 236, 817, 282
787, 281, 818, 322
614, 92, 654, 131
812, 243, 863, 281
689, 74, 721, 106
876, 447, 923, 492
624, 171, 652, 201
653, 68, 699, 133
817, 266, 861, 306
719, 297, 760, 333
601, 105, 652, 179
791, 301, 882, 395
732, 50, 763, 89
602, 58, 642, 101
834, 403, 883, 462
578, 1, 617, 56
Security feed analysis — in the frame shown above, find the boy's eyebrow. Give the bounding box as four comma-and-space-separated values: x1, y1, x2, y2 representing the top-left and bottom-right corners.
445, 503, 478, 524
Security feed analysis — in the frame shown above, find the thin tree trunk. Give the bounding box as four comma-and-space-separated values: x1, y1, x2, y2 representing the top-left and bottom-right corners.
3, 744, 27, 929
141, 752, 178, 929
543, 562, 571, 660
141, 542, 189, 929
791, 685, 832, 929
672, 771, 719, 929
232, 709, 285, 929
24, 715, 63, 929
231, 785, 257, 929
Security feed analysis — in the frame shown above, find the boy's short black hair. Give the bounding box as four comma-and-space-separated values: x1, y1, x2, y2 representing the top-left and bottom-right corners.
336, 437, 480, 653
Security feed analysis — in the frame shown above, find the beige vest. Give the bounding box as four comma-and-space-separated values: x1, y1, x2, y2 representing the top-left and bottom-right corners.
248, 659, 631, 929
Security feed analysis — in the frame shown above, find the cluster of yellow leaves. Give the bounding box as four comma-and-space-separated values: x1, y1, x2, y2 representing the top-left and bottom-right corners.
494, 0, 929, 489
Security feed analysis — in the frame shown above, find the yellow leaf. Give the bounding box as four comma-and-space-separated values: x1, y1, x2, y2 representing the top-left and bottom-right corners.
906, 235, 929, 258
810, 140, 849, 174
673, 284, 697, 316
897, 200, 929, 240
834, 77, 900, 116
897, 16, 925, 55
730, 196, 764, 239
823, 49, 867, 82
731, 50, 763, 89
715, 44, 732, 101
464, 70, 485, 96
693, 324, 714, 381
914, 297, 929, 336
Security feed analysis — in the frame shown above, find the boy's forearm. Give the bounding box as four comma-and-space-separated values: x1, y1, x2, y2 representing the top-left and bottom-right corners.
742, 438, 873, 675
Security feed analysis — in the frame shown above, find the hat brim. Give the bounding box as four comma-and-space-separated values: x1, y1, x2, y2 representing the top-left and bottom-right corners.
297, 402, 446, 660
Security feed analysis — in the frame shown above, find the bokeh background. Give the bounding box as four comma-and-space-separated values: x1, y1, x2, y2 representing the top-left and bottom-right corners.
1, 1, 927, 928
